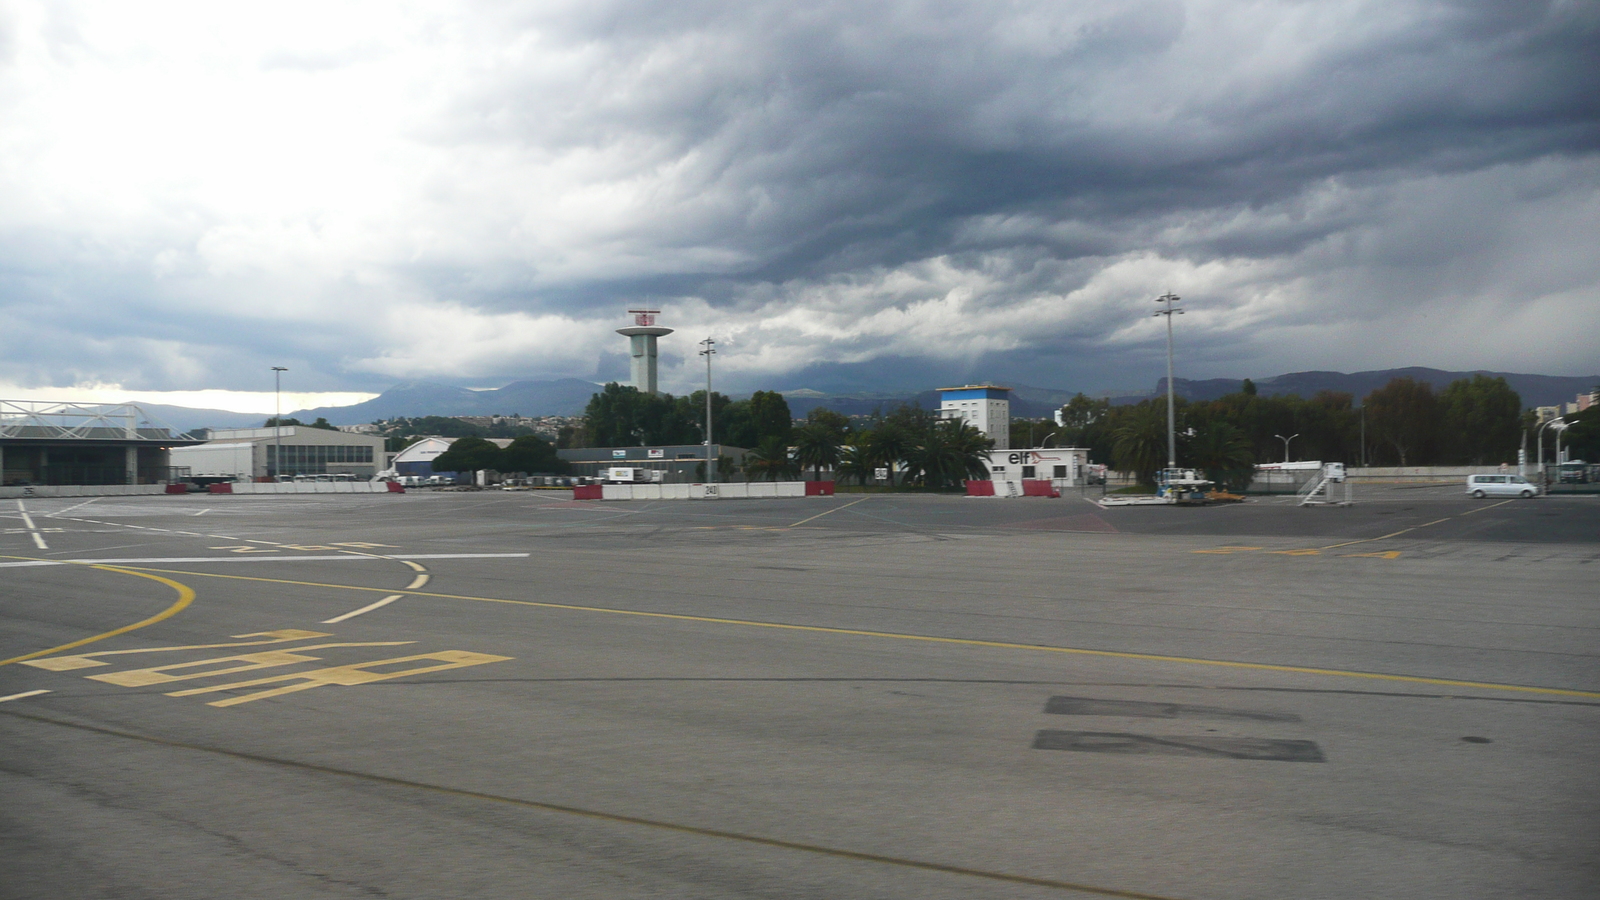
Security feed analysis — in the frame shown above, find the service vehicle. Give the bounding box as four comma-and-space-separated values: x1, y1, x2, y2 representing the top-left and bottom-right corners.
1466, 473, 1539, 499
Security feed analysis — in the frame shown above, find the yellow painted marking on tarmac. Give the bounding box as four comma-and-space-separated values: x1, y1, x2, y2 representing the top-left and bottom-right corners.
166, 650, 511, 707
88, 642, 413, 687
0, 566, 196, 667
0, 712, 1192, 899
1189, 546, 1263, 554
20, 630, 330, 671
330, 542, 398, 548
101, 566, 1600, 700
398, 560, 426, 572
405, 572, 430, 590
279, 544, 339, 551
789, 496, 870, 528
245, 540, 281, 545
1342, 551, 1403, 560
210, 545, 279, 553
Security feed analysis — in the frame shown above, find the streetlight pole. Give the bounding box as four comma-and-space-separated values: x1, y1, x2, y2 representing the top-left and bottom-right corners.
1535, 417, 1564, 486
1152, 288, 1190, 474
1274, 432, 1299, 463
699, 338, 715, 483
270, 367, 287, 482
1153, 292, 1183, 472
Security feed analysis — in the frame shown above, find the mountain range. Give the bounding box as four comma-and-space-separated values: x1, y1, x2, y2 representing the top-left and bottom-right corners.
136, 368, 1595, 433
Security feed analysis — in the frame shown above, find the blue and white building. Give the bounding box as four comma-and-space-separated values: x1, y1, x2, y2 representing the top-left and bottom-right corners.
937, 384, 1011, 450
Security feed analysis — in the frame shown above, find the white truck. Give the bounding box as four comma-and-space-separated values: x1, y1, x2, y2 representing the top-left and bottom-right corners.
604, 467, 662, 484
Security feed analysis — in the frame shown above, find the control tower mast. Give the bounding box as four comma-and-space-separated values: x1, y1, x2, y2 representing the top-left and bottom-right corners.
616, 308, 673, 395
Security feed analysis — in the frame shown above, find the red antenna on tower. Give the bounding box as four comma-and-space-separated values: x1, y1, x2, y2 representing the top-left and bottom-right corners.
628, 307, 659, 327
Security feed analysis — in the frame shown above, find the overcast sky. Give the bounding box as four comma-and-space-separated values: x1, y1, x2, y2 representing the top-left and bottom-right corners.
1, 1, 1596, 411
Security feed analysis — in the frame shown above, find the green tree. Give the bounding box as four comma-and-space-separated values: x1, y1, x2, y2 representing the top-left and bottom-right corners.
742, 437, 798, 481
793, 421, 844, 480
431, 436, 502, 473
1111, 401, 1169, 485
903, 420, 992, 490
1183, 421, 1255, 491
500, 435, 569, 474
582, 383, 700, 447
308, 417, 339, 431
803, 407, 852, 441
1364, 378, 1440, 466
1561, 403, 1600, 461
1439, 375, 1522, 465
836, 443, 875, 485
864, 422, 914, 486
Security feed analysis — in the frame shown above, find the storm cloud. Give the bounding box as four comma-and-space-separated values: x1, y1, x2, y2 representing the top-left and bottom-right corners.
1, 0, 1596, 401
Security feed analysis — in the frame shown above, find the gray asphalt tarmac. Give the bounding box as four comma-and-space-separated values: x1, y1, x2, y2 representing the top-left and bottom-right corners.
2, 486, 1597, 899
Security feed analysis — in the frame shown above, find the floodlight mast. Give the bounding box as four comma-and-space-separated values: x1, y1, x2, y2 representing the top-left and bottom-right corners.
1153, 292, 1183, 469
700, 338, 716, 483
271, 366, 288, 481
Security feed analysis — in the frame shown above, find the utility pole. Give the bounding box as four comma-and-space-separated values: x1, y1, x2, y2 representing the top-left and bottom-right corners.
699, 338, 716, 483
271, 366, 288, 481
1153, 292, 1183, 471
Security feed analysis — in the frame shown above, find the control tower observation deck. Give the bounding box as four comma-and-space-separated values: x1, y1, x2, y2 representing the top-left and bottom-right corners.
617, 308, 674, 395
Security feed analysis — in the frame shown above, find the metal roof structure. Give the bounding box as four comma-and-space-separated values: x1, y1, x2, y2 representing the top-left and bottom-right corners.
0, 400, 202, 445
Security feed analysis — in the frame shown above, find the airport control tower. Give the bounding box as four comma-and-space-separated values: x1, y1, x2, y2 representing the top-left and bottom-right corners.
617, 308, 673, 395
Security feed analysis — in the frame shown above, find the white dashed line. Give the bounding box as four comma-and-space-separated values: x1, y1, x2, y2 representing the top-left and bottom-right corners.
0, 689, 52, 703
322, 594, 403, 623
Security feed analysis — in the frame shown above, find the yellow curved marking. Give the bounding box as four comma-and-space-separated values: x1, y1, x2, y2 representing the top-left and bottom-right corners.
0, 566, 196, 667
105, 566, 1600, 700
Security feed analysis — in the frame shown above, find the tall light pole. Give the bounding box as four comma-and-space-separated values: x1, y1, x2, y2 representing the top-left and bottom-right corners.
699, 338, 716, 483
1274, 432, 1299, 463
271, 366, 287, 481
1553, 420, 1572, 465
1536, 416, 1561, 464
1153, 292, 1183, 471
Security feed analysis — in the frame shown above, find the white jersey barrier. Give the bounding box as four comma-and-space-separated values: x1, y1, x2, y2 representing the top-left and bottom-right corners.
589, 481, 811, 501
221, 482, 402, 495
0, 484, 169, 499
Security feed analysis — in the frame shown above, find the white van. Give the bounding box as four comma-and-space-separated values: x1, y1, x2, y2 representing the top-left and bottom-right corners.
1465, 474, 1539, 499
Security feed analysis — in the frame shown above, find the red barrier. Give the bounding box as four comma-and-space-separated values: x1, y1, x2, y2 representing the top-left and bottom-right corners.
1022, 480, 1060, 498
207, 483, 233, 494
573, 484, 604, 500
965, 480, 995, 496
385, 481, 405, 493
165, 483, 188, 494
804, 480, 836, 496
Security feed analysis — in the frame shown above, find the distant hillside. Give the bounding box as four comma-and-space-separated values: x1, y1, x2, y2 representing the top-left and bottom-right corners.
1155, 368, 1599, 408
288, 378, 602, 424
135, 403, 267, 433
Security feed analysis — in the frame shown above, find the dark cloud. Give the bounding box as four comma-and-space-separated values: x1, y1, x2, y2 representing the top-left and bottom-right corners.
0, 1, 1596, 401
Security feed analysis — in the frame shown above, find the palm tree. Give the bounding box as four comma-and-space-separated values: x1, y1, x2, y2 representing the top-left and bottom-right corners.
742, 437, 799, 481
1111, 402, 1168, 485
836, 443, 874, 485
1184, 421, 1255, 491
866, 424, 911, 486
792, 422, 843, 481
903, 420, 992, 489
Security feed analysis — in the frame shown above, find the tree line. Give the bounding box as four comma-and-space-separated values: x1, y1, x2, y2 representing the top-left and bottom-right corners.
430, 435, 569, 475
576, 383, 992, 488
1042, 374, 1542, 488
571, 374, 1588, 490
